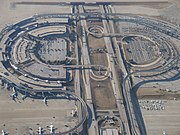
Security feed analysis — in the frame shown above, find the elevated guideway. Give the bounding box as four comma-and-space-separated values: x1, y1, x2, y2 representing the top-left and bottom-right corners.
99, 5, 131, 135
79, 5, 99, 135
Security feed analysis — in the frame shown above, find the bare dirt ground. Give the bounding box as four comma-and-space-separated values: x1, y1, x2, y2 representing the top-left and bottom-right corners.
0, 0, 71, 30
88, 33, 109, 76
87, 22, 117, 110
137, 87, 180, 100
90, 79, 117, 110
140, 2, 170, 9
88, 35, 108, 67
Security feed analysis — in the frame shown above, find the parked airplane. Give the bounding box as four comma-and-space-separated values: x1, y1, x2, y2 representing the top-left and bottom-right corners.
47, 123, 57, 134
49, 124, 54, 134
1, 130, 8, 135
12, 87, 16, 93
10, 93, 17, 101
37, 127, 43, 135
162, 130, 167, 135
43, 97, 48, 105
10, 87, 18, 100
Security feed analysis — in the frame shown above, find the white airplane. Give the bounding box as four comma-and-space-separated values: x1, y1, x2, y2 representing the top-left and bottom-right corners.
49, 124, 54, 134
43, 97, 47, 105
1, 130, 8, 135
10, 93, 17, 100
11, 64, 18, 70
12, 87, 17, 94
17, 31, 25, 37
162, 130, 167, 135
47, 123, 57, 134
11, 87, 17, 98
37, 127, 42, 135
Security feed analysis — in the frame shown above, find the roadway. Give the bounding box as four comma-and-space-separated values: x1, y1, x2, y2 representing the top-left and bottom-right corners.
79, 5, 99, 135
99, 5, 129, 135
0, 3, 179, 135
72, 5, 84, 134
122, 56, 180, 135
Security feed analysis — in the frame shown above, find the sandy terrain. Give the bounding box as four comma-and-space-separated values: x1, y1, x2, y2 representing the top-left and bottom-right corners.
91, 79, 117, 110
0, 0, 71, 30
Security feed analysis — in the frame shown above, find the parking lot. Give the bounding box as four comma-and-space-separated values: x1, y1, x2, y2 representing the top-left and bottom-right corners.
123, 36, 158, 65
